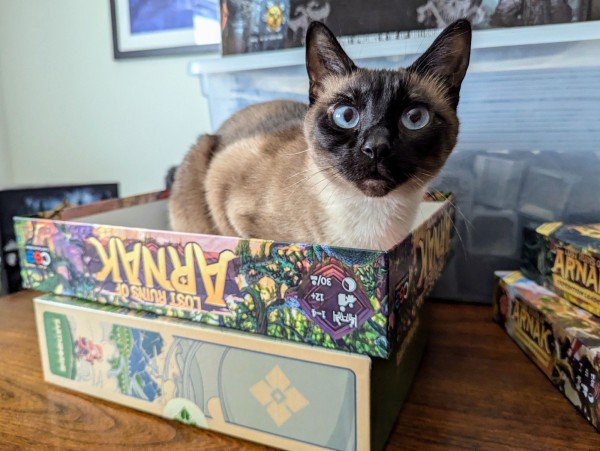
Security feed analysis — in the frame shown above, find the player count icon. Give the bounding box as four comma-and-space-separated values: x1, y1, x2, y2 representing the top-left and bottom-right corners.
337, 293, 356, 312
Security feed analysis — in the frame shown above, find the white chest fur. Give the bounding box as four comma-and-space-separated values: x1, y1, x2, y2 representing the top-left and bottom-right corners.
316, 180, 426, 250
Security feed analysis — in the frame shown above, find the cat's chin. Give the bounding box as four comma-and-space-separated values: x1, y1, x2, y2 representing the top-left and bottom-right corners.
358, 179, 393, 197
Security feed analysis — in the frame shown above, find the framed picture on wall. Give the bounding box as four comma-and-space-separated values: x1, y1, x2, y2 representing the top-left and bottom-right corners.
221, 0, 593, 55
110, 0, 221, 59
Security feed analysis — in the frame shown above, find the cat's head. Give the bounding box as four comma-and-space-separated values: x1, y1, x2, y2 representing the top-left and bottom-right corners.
304, 20, 471, 197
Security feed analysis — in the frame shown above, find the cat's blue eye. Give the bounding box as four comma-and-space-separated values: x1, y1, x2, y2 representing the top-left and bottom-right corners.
400, 106, 430, 130
332, 105, 360, 129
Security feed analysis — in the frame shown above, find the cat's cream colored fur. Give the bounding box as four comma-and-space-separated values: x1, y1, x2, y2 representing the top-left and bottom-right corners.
170, 100, 426, 250
169, 20, 471, 250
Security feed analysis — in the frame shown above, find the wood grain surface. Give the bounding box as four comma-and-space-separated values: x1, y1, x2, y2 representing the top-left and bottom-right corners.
0, 290, 598, 450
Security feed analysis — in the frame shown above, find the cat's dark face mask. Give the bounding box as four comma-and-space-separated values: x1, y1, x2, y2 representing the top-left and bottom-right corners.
304, 20, 472, 197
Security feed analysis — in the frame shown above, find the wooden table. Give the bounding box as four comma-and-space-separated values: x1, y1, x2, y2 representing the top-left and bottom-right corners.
1, 291, 599, 450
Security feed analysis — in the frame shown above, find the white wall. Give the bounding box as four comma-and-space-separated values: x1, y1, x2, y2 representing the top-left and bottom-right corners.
0, 1, 212, 196
0, 66, 12, 186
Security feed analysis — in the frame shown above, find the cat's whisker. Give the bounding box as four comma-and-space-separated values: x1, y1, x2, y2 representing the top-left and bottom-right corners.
413, 168, 432, 177
325, 178, 337, 208
283, 149, 310, 156
409, 174, 425, 186
417, 169, 436, 177
285, 171, 327, 193
317, 169, 358, 208
316, 177, 336, 199
298, 167, 343, 205
408, 174, 429, 191
286, 166, 334, 194
444, 208, 468, 257
415, 175, 434, 189
284, 165, 335, 198
324, 183, 357, 209
325, 190, 337, 208
409, 173, 474, 237
289, 165, 325, 179
443, 195, 475, 232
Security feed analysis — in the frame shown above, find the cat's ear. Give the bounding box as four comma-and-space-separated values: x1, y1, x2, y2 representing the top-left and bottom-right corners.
408, 19, 472, 104
306, 21, 356, 104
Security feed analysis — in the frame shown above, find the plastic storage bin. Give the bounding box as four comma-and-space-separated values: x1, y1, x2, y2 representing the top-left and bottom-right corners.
189, 22, 600, 302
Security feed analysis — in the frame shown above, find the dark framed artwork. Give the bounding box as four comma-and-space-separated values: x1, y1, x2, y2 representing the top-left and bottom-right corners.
221, 0, 592, 55
110, 0, 221, 59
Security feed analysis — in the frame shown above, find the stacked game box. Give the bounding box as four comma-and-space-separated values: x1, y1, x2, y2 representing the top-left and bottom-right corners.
0, 184, 118, 295
34, 292, 425, 450
493, 271, 600, 432
521, 222, 600, 317
493, 222, 600, 432
17, 190, 456, 450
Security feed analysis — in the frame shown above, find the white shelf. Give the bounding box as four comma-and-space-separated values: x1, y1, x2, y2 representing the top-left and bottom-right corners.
189, 21, 600, 75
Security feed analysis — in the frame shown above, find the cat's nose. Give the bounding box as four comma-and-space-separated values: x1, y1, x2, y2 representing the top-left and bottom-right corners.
362, 134, 390, 160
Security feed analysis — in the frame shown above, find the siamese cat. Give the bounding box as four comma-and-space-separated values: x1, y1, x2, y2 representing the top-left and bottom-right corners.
169, 20, 471, 250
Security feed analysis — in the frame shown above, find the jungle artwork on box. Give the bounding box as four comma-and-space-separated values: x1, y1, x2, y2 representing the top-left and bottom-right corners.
15, 192, 454, 358
0, 183, 119, 295
521, 222, 600, 317
494, 271, 600, 431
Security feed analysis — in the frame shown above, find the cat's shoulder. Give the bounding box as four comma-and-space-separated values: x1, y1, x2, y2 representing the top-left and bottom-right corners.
225, 100, 307, 122
216, 100, 308, 148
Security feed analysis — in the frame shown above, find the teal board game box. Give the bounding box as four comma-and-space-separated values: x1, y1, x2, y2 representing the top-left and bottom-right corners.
34, 292, 429, 450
